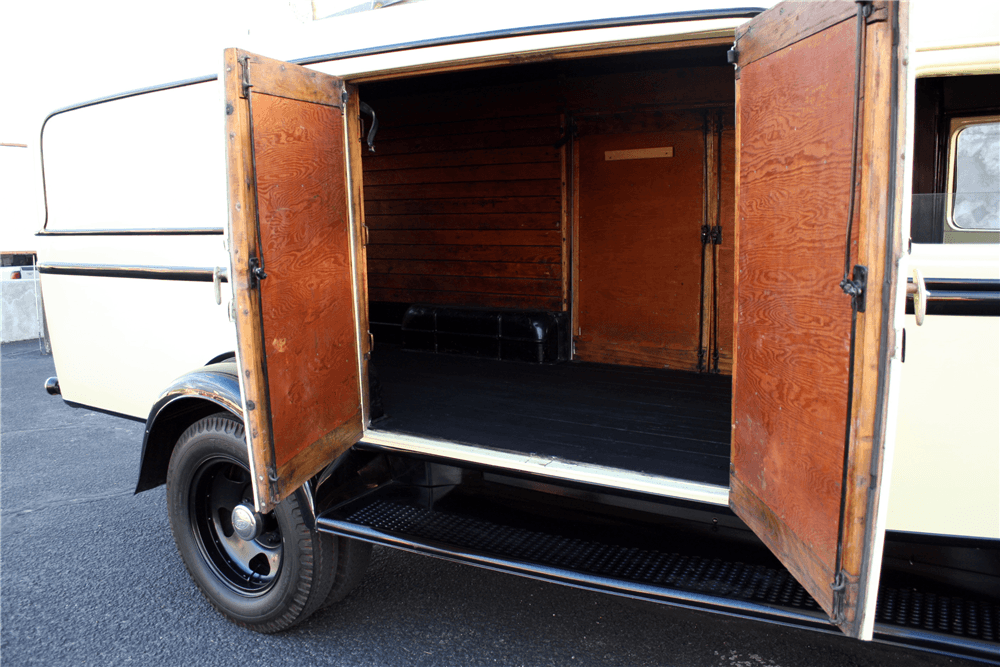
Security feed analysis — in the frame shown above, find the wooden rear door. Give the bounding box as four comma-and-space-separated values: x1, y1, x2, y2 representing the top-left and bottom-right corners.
224, 49, 369, 513
730, 2, 908, 639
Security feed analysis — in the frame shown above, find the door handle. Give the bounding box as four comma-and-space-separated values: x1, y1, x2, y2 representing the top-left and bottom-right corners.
907, 268, 927, 326
213, 266, 227, 306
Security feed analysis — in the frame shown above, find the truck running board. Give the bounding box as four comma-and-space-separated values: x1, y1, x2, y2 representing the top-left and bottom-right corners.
316, 489, 998, 660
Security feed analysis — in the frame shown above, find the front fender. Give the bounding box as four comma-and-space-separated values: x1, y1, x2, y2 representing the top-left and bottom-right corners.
135, 362, 243, 494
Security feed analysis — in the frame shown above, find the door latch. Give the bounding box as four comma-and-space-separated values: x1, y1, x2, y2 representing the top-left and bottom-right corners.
248, 256, 267, 288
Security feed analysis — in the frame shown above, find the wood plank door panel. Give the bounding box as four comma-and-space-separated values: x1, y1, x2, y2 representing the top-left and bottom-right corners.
730, 1, 908, 639
225, 49, 368, 513
575, 121, 705, 370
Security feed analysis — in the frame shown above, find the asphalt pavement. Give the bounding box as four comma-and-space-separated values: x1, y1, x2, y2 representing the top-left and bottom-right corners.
0, 339, 980, 667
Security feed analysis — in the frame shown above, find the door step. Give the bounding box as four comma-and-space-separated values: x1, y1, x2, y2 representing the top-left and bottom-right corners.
316, 489, 999, 660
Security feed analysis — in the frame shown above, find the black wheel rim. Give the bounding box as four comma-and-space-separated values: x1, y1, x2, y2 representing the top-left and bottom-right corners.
189, 454, 283, 596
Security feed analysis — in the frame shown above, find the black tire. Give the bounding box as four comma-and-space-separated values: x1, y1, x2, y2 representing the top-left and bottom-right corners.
323, 536, 372, 608
166, 414, 336, 633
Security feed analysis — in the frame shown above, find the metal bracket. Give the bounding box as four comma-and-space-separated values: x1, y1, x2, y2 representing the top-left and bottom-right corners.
830, 570, 848, 625
248, 256, 267, 288
700, 225, 711, 245
239, 55, 252, 99
359, 101, 378, 153
840, 264, 867, 313
710, 225, 723, 245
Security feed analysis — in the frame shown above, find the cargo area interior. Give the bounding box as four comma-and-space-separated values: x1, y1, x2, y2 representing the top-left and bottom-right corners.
355, 47, 738, 488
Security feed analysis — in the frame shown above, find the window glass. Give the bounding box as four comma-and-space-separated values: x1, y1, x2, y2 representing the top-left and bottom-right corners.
951, 120, 999, 231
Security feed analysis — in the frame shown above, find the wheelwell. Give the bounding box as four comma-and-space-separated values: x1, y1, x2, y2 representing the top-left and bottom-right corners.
135, 397, 240, 494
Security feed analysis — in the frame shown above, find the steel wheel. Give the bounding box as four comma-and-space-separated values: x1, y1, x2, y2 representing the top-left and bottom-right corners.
189, 454, 282, 595
166, 413, 336, 632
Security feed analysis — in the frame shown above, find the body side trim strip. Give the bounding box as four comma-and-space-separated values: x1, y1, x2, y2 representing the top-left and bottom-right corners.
38, 262, 228, 283
362, 429, 730, 506
37, 227, 225, 237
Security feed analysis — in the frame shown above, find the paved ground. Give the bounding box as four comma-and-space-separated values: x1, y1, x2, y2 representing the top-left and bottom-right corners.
0, 340, 981, 667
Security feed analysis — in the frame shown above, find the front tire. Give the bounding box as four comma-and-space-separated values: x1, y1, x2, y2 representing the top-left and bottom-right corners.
166, 414, 335, 633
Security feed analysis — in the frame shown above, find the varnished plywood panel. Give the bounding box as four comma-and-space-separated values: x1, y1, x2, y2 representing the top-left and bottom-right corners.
575, 125, 705, 370
251, 93, 362, 471
730, 18, 858, 618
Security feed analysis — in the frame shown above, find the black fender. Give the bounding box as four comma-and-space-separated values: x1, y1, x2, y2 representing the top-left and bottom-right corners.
134, 362, 243, 494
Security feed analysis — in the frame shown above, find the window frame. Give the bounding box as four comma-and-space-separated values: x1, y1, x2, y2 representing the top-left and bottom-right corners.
945, 114, 1000, 233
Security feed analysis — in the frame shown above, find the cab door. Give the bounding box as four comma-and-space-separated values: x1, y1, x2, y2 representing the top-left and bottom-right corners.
223, 49, 370, 514
730, 2, 909, 639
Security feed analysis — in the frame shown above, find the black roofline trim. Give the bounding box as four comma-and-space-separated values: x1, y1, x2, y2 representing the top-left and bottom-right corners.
37, 8, 761, 231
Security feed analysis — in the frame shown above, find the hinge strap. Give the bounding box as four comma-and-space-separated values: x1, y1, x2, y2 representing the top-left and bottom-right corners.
239, 55, 252, 99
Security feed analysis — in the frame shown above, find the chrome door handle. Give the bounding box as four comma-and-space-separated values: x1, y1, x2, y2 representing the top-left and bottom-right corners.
907, 268, 927, 326
213, 267, 227, 305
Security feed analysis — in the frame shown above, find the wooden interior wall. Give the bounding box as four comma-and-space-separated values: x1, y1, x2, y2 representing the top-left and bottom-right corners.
574, 111, 706, 371
361, 96, 564, 310
360, 57, 735, 316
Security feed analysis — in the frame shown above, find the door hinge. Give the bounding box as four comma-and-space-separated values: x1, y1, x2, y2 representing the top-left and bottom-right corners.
248, 256, 267, 288
840, 264, 867, 313
239, 55, 252, 99
701, 225, 723, 245
830, 570, 848, 626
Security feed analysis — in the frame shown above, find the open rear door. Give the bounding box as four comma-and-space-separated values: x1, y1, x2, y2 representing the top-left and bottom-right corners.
730, 2, 908, 639
224, 49, 369, 513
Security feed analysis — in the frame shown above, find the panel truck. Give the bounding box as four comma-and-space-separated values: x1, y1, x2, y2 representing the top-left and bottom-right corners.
35, 1, 999, 659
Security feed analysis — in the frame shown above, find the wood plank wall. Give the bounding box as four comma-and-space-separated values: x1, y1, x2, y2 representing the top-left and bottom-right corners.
362, 95, 565, 310
360, 57, 737, 352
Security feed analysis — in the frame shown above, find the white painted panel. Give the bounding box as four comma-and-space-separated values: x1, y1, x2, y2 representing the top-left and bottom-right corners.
887, 245, 1000, 539
42, 81, 225, 231
39, 234, 236, 419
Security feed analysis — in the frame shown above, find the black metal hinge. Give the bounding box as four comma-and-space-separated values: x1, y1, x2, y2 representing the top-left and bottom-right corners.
701, 225, 723, 245
249, 256, 267, 288
840, 264, 868, 313
830, 570, 848, 625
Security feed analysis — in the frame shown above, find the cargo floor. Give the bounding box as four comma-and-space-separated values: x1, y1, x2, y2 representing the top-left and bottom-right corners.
372, 346, 732, 486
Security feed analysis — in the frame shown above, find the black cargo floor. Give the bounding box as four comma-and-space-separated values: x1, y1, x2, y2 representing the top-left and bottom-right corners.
372, 346, 732, 486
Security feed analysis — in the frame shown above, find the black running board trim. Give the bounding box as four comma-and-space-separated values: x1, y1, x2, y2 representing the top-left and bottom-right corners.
317, 498, 1000, 661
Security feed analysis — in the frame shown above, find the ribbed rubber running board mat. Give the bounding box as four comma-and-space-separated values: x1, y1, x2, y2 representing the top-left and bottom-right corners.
318, 499, 999, 659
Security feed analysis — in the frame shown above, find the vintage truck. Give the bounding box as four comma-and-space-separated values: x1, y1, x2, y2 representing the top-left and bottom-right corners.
34, 0, 999, 659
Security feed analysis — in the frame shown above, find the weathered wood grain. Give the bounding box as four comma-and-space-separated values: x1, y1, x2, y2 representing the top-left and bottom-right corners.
837, 2, 908, 637
224, 48, 276, 509
224, 49, 366, 510
251, 92, 362, 479
731, 15, 859, 618
729, 2, 906, 637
